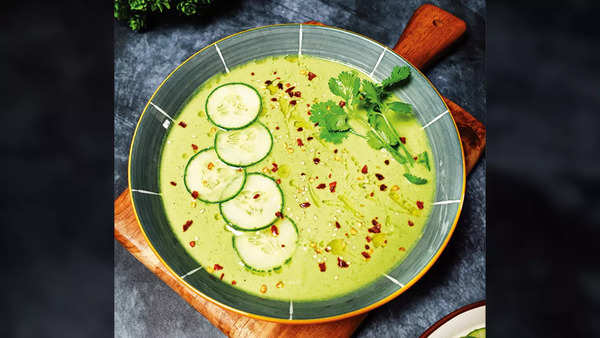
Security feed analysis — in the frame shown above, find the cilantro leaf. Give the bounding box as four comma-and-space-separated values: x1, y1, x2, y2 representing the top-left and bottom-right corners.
381, 66, 410, 88
403, 173, 428, 185
319, 128, 349, 144
328, 72, 360, 102
387, 101, 412, 116
417, 151, 430, 171
368, 113, 398, 146
310, 100, 349, 132
361, 79, 383, 106
366, 131, 384, 150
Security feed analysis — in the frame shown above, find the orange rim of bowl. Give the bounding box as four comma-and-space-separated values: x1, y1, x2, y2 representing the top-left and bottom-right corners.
127, 23, 466, 324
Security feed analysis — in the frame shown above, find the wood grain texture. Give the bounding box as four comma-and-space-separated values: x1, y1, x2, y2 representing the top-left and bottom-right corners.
116, 4, 485, 338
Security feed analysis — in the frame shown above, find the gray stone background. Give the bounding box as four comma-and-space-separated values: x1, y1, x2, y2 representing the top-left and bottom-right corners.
114, 0, 485, 337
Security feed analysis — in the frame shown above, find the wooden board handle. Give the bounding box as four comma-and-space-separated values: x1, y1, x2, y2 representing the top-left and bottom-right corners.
116, 6, 485, 338
393, 3, 466, 69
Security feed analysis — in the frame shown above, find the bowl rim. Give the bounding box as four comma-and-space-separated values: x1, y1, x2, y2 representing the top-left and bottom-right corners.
127, 23, 466, 324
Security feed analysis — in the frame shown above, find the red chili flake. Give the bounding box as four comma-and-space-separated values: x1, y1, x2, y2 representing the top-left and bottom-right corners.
399, 247, 406, 251
170, 181, 177, 186
191, 144, 198, 151
408, 220, 414, 227
361, 251, 371, 259
339, 100, 346, 107
316, 183, 326, 189
334, 149, 338, 153
329, 181, 337, 193
281, 244, 285, 247
375, 173, 385, 180
372, 219, 380, 226
366, 236, 372, 242
319, 262, 326, 272
288, 91, 294, 97
307, 111, 312, 116
294, 91, 301, 97
275, 211, 284, 219
232, 280, 237, 285
308, 72, 317, 81
178, 121, 187, 128
324, 247, 331, 252
296, 138, 304, 146
274, 71, 277, 75
315, 176, 319, 179
368, 220, 381, 233
220, 273, 224, 280
370, 192, 374, 197
384, 159, 390, 165
251, 72, 255, 76
213, 264, 223, 271
265, 80, 272, 85
413, 156, 418, 160
191, 191, 199, 199
337, 257, 349, 268
361, 165, 368, 174
182, 220, 193, 232
253, 193, 260, 199
307, 136, 314, 141
277, 82, 283, 89
416, 201, 424, 209
276, 77, 280, 80
276, 178, 282, 184
271, 162, 279, 172
290, 100, 297, 106
297, 127, 303, 132
300, 172, 306, 176
271, 225, 279, 236
400, 137, 406, 144
365, 245, 370, 250
313, 158, 320, 164
189, 241, 196, 247
275, 126, 280, 130
300, 202, 311, 208
335, 221, 341, 229
307, 103, 310, 107
328, 173, 332, 178
271, 98, 277, 102
379, 184, 388, 191
285, 83, 290, 87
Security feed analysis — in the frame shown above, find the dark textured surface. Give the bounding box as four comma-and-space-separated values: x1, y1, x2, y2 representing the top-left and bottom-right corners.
114, 1, 485, 336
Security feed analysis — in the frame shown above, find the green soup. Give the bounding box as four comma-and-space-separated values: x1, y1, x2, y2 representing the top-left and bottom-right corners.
159, 55, 435, 301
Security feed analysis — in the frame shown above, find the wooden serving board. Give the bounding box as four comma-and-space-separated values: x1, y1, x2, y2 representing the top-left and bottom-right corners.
115, 4, 486, 337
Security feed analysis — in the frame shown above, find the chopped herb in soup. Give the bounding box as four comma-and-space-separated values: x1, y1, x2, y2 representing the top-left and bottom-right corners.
159, 55, 435, 301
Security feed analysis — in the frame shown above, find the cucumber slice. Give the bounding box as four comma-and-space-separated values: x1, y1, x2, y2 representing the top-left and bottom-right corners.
220, 173, 283, 231
214, 121, 273, 167
183, 147, 246, 203
463, 328, 485, 338
233, 217, 298, 272
205, 83, 262, 130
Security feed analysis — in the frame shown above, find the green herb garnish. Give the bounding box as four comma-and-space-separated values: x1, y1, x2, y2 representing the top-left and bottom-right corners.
311, 66, 429, 185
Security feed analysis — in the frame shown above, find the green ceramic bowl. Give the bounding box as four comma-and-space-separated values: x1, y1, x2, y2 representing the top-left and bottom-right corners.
128, 24, 465, 323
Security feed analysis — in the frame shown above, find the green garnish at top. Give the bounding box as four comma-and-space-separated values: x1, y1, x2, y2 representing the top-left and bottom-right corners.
310, 66, 429, 185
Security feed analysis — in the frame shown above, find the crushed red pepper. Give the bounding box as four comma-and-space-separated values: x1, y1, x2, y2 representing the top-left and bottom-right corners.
265, 80, 272, 85
318, 262, 326, 272
178, 121, 187, 128
339, 100, 346, 107
182, 220, 193, 232
316, 183, 326, 189
408, 220, 414, 227
400, 137, 406, 144
275, 211, 284, 219
334, 149, 338, 153
307, 136, 314, 141
271, 225, 279, 236
300, 202, 311, 208
361, 165, 368, 174
170, 181, 177, 186
399, 247, 406, 251
290, 100, 297, 106
379, 184, 388, 191
337, 257, 349, 268
275, 126, 280, 130
416, 201, 424, 209
384, 159, 390, 165
335, 221, 341, 229
251, 72, 254, 76
191, 191, 199, 199
189, 241, 196, 247
191, 144, 198, 151
276, 178, 282, 184
277, 82, 283, 89
232, 280, 237, 285
365, 245, 370, 250
375, 173, 385, 180
368, 219, 381, 233
294, 91, 301, 97
271, 162, 279, 172
253, 193, 260, 199
313, 158, 320, 164
366, 236, 372, 242
271, 98, 277, 102
307, 72, 317, 81
213, 264, 223, 271
220, 273, 224, 280
297, 127, 303, 132
361, 251, 371, 259
296, 138, 304, 146
329, 181, 337, 193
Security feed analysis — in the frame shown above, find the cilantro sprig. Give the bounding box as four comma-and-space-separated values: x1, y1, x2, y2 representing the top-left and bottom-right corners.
310, 66, 429, 185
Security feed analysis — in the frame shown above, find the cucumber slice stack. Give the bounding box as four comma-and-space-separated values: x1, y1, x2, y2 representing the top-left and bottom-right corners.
180, 82, 299, 273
